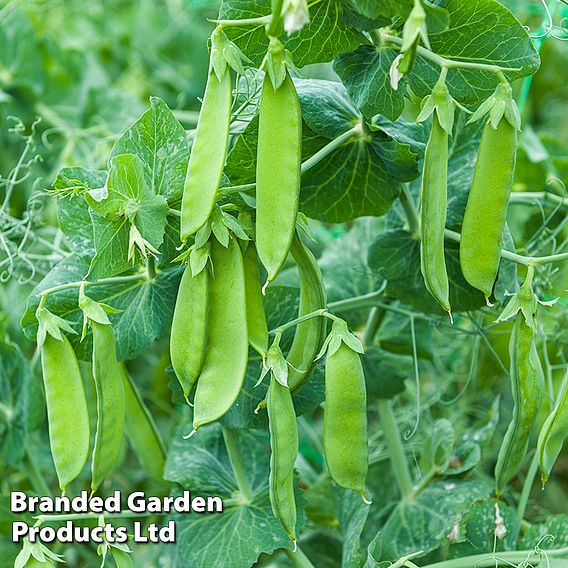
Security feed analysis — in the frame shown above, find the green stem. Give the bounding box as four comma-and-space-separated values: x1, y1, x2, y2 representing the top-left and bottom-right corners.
285, 546, 316, 568
328, 288, 385, 312
146, 256, 156, 280
377, 399, 414, 499
266, 0, 284, 36
509, 190, 568, 208
382, 33, 522, 74
444, 228, 568, 266
212, 15, 272, 27
363, 306, 385, 348
420, 547, 568, 568
172, 109, 200, 125
516, 453, 539, 522
222, 428, 255, 503
220, 126, 361, 195
271, 308, 327, 335
399, 185, 420, 238
39, 272, 148, 299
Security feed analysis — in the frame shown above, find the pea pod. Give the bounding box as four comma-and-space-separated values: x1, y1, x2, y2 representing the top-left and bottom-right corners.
120, 365, 166, 481
420, 113, 450, 315
460, 118, 517, 301
538, 373, 568, 484
256, 71, 302, 284
243, 244, 269, 357
267, 375, 298, 542
40, 334, 90, 492
324, 342, 368, 496
287, 233, 327, 391
180, 66, 232, 241
495, 316, 544, 495
91, 321, 126, 494
193, 238, 248, 429
170, 265, 208, 398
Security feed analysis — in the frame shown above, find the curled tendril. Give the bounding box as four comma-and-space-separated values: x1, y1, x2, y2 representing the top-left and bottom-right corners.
524, 0, 568, 40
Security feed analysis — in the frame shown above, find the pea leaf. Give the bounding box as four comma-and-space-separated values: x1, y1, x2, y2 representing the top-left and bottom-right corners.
335, 0, 539, 121
164, 425, 305, 565
20, 255, 181, 362
87, 154, 169, 279
219, 0, 363, 68
375, 480, 493, 561
54, 167, 105, 263
110, 97, 189, 201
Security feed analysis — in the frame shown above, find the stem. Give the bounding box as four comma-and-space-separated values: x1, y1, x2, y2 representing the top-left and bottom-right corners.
39, 272, 147, 299
420, 547, 568, 568
516, 453, 539, 522
399, 185, 420, 237
382, 33, 522, 74
146, 256, 156, 280
377, 399, 414, 499
212, 15, 272, 27
285, 547, 316, 568
271, 308, 327, 335
444, 228, 568, 266
363, 306, 385, 348
220, 126, 361, 195
328, 289, 385, 312
222, 428, 255, 503
35, 511, 161, 524
510, 190, 568, 208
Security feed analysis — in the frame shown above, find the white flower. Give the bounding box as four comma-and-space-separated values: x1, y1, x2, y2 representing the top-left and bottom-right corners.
282, 0, 310, 34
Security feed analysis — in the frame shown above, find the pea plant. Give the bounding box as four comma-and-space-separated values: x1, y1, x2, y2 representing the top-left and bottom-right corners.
2, 0, 568, 567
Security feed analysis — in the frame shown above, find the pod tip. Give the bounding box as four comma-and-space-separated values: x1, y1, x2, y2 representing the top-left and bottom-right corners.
292, 539, 297, 553
183, 428, 197, 440
448, 310, 454, 325
184, 395, 194, 408
261, 280, 270, 296
485, 295, 494, 307
360, 491, 372, 505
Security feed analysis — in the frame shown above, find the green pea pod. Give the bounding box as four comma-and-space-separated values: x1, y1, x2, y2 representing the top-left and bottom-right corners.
538, 373, 568, 484
243, 244, 269, 358
120, 365, 166, 481
495, 316, 544, 495
267, 375, 298, 542
324, 342, 368, 496
170, 265, 208, 398
40, 334, 90, 492
193, 238, 248, 429
180, 66, 232, 241
460, 118, 517, 301
287, 233, 327, 391
420, 113, 450, 315
91, 321, 126, 494
256, 71, 302, 284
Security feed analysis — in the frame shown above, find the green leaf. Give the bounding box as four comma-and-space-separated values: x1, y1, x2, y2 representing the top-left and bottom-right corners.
518, 515, 568, 550
368, 229, 484, 314
110, 97, 189, 201
318, 218, 384, 329
377, 480, 493, 561
87, 154, 168, 279
21, 255, 182, 362
420, 419, 456, 475
334, 46, 407, 122
219, 0, 363, 68
336, 0, 539, 121
447, 500, 518, 558
363, 348, 411, 400
53, 167, 105, 263
164, 425, 305, 565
